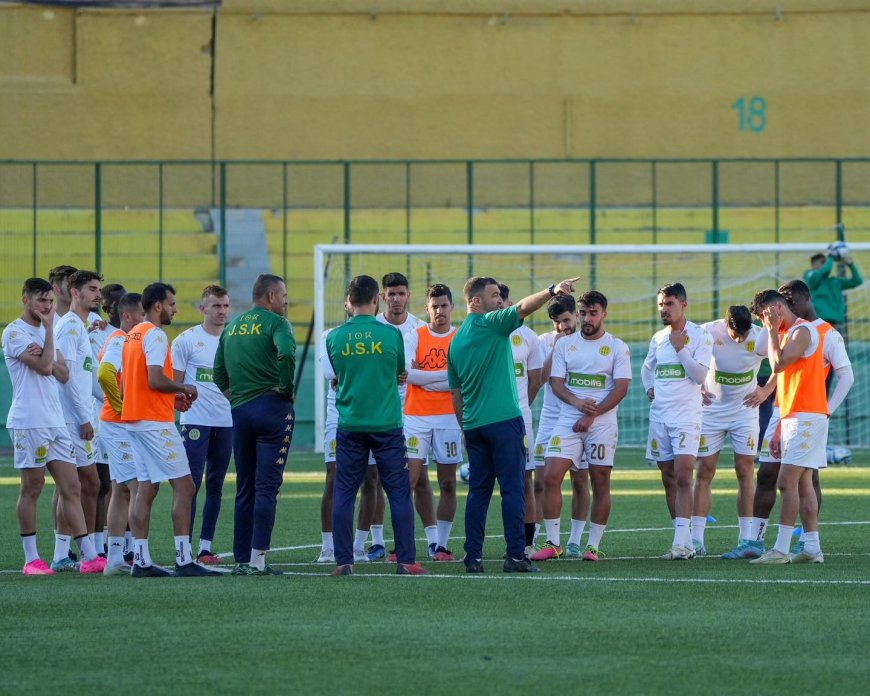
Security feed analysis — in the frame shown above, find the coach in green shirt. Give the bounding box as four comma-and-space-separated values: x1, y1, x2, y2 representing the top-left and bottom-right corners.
448, 274, 579, 573
213, 273, 296, 575
326, 275, 423, 576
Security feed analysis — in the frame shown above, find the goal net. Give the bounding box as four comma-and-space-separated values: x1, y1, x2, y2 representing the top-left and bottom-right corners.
313, 242, 870, 451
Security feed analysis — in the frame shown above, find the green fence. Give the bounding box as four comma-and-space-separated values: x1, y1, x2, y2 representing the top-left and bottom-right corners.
2, 157, 870, 449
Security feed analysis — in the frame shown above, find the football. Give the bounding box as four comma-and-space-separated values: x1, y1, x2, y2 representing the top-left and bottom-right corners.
459, 462, 470, 483
826, 445, 852, 465
828, 240, 849, 261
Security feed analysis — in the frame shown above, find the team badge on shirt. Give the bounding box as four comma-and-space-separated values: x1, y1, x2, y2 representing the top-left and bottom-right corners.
188, 428, 201, 441
746, 341, 756, 352
511, 335, 523, 346
599, 345, 611, 356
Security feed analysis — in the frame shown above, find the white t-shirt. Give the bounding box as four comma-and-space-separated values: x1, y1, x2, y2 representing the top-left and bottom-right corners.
510, 325, 543, 418
320, 329, 338, 430
403, 324, 458, 430
54, 311, 96, 426
171, 325, 233, 427
537, 331, 563, 431
125, 323, 172, 432
376, 312, 425, 405
88, 316, 114, 407
551, 331, 632, 428
702, 320, 768, 426
813, 319, 851, 370
643, 320, 713, 423
2, 318, 65, 429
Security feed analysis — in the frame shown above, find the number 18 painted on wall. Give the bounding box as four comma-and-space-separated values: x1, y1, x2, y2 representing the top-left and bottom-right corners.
731, 96, 767, 133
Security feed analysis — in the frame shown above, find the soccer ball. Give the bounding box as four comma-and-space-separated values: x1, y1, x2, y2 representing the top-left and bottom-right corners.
459, 463, 470, 484
828, 240, 849, 261
826, 445, 852, 465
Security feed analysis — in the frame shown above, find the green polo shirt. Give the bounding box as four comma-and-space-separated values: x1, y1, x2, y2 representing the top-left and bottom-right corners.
326, 314, 404, 433
447, 305, 523, 430
213, 307, 296, 408
804, 256, 864, 325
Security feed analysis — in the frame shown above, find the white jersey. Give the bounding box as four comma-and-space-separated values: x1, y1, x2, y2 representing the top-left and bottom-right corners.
813, 319, 850, 370
702, 320, 767, 426
88, 316, 114, 409
510, 325, 542, 419
171, 325, 232, 427
2, 318, 65, 429
320, 328, 338, 430
403, 324, 458, 431
54, 311, 96, 426
376, 312, 425, 405
551, 331, 632, 427
537, 331, 562, 428
643, 320, 712, 423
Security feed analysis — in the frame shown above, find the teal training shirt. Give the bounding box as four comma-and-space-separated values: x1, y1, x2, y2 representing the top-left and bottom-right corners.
326, 314, 404, 433
804, 256, 864, 325
213, 307, 296, 408
447, 305, 523, 430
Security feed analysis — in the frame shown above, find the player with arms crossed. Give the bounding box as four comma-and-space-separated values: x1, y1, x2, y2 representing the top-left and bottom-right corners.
3, 278, 104, 574
97, 292, 145, 574
172, 285, 234, 564
750, 290, 828, 564
642, 283, 713, 560
404, 284, 462, 561
693, 305, 768, 558
533, 291, 631, 562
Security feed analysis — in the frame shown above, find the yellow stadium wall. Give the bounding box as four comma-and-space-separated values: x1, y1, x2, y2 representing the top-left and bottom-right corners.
1, 0, 869, 169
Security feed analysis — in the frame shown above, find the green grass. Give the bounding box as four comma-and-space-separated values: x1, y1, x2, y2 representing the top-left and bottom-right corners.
2, 449, 870, 694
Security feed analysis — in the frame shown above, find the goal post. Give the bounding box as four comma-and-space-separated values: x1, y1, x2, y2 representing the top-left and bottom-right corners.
313, 242, 870, 452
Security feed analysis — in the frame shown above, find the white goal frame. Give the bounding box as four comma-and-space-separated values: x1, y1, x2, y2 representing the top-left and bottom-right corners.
313, 242, 870, 452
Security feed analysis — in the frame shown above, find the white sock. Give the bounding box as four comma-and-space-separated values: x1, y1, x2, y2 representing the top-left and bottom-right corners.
354, 529, 369, 553
773, 525, 794, 554
436, 520, 453, 549
124, 531, 133, 554
250, 548, 267, 571
738, 516, 752, 541
21, 534, 39, 564
53, 533, 71, 563
802, 530, 820, 554
175, 535, 193, 566
673, 517, 691, 548
534, 523, 542, 543
198, 538, 212, 554
94, 531, 105, 553
76, 534, 98, 562
134, 538, 152, 568
587, 522, 606, 549
691, 516, 707, 545
544, 518, 561, 546
107, 536, 125, 564
371, 524, 385, 547
424, 525, 438, 546
750, 517, 768, 542
799, 528, 806, 542
568, 519, 586, 547
321, 532, 333, 551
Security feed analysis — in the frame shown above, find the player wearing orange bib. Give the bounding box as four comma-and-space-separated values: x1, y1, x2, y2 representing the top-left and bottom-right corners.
122, 283, 219, 577
750, 289, 827, 565
404, 284, 463, 560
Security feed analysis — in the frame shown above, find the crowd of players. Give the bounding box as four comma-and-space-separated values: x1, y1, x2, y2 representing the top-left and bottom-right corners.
1, 264, 853, 575
317, 273, 852, 568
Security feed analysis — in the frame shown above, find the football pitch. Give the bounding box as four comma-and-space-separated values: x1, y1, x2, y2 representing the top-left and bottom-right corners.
1, 449, 869, 695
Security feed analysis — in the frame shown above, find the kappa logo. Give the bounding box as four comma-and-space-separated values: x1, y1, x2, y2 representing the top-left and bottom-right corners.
568, 344, 577, 352
800, 430, 811, 439
188, 428, 201, 441
121, 453, 132, 461
799, 442, 810, 450
160, 429, 172, 437
196, 341, 206, 349
746, 340, 756, 352
599, 345, 611, 356
511, 334, 523, 346
419, 347, 448, 369
715, 339, 724, 346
